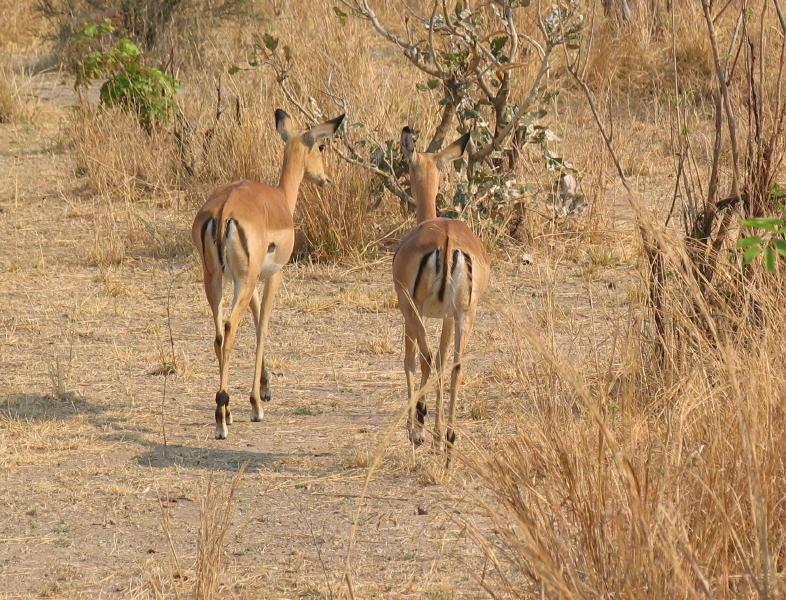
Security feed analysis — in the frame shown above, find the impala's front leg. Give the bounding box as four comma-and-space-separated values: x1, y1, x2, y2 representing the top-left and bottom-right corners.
250, 270, 282, 421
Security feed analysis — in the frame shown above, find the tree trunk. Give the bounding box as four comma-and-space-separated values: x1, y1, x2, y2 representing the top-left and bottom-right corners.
602, 0, 633, 22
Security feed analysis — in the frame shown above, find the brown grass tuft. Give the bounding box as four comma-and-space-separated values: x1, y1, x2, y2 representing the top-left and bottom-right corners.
195, 467, 245, 600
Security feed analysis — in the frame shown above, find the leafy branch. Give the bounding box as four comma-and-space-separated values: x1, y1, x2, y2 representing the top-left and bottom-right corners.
737, 216, 786, 272
69, 19, 179, 131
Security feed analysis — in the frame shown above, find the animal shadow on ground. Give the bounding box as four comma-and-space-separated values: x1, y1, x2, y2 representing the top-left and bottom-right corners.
135, 442, 281, 473
1, 393, 106, 421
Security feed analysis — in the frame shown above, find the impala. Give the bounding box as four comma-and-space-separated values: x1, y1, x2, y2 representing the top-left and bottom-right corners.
191, 109, 344, 439
392, 127, 490, 464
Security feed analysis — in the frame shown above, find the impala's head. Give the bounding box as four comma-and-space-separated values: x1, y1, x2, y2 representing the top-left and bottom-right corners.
275, 109, 345, 186
400, 126, 471, 201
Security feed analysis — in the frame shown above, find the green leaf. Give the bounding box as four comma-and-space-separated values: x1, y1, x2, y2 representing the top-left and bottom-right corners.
743, 245, 763, 265
262, 33, 279, 52
772, 239, 786, 258
736, 236, 763, 250
743, 216, 785, 231
765, 246, 777, 272
490, 35, 508, 56
228, 65, 240, 75
333, 6, 348, 25
115, 38, 141, 60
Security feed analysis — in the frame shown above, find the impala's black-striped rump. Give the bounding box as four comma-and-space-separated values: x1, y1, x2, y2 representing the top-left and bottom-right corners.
449, 249, 473, 302
462, 251, 473, 302
219, 218, 250, 270
412, 249, 438, 300
233, 219, 250, 261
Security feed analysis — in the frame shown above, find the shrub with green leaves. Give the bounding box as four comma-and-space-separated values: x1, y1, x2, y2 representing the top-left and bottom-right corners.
736, 216, 786, 272
232, 1, 584, 227
70, 19, 179, 130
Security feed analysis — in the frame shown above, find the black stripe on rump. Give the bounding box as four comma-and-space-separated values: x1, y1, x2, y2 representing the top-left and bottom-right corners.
451, 249, 461, 275
235, 220, 250, 261
412, 249, 436, 301
438, 237, 450, 302
464, 252, 473, 302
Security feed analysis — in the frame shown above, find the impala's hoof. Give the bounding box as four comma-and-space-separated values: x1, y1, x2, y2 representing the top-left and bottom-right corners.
409, 429, 425, 447
250, 400, 264, 421
215, 391, 230, 439
250, 396, 264, 421
261, 388, 272, 402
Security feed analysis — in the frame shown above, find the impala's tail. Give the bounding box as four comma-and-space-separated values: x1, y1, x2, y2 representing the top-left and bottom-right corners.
204, 199, 251, 276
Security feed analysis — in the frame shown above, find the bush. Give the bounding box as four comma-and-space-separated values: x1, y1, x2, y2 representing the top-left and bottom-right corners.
70, 19, 179, 131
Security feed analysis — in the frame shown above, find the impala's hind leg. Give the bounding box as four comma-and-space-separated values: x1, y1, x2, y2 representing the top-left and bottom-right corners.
433, 317, 453, 452
204, 267, 224, 370
400, 300, 431, 446
201, 220, 225, 371
445, 306, 476, 467
250, 270, 282, 421
215, 221, 260, 439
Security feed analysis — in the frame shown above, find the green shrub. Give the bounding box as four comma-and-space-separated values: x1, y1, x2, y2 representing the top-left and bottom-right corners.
70, 19, 179, 130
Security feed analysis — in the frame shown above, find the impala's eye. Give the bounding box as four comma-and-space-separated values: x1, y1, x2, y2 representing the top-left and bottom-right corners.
318, 143, 326, 152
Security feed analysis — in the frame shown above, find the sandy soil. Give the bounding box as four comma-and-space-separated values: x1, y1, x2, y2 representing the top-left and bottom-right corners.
0, 70, 631, 599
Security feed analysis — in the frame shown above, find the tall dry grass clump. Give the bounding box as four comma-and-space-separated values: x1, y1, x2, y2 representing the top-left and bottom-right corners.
195, 468, 244, 600
297, 160, 380, 260
1, 0, 49, 53
583, 2, 715, 101
467, 2, 786, 596
0, 68, 19, 124
0, 64, 36, 124
468, 234, 785, 597
69, 107, 182, 203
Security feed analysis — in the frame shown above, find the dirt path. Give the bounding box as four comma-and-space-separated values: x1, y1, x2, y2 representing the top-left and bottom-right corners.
0, 72, 630, 598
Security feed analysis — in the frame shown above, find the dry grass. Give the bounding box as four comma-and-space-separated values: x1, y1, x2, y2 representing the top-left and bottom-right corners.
2, 0, 786, 598
0, 0, 49, 53
0, 64, 36, 124
466, 241, 786, 597
195, 469, 244, 599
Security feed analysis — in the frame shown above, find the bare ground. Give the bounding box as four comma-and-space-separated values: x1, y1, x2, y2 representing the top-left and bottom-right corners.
0, 72, 632, 598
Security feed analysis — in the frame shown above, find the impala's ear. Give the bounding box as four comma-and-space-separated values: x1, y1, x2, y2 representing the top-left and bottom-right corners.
303, 113, 345, 148
400, 126, 416, 165
275, 108, 295, 142
436, 132, 471, 169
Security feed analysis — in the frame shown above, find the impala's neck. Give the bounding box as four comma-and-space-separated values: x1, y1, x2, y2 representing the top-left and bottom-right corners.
411, 162, 439, 224
278, 144, 305, 214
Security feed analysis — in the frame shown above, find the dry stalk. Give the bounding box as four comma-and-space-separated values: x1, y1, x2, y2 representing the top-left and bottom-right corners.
195, 466, 246, 600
